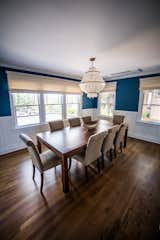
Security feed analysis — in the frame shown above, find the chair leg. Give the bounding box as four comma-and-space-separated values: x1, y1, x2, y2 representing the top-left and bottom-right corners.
32, 164, 35, 180
40, 173, 44, 193
97, 159, 100, 173
68, 158, 72, 170
124, 128, 128, 148
120, 142, 123, 152
85, 166, 89, 182
109, 149, 113, 162
101, 152, 105, 169
114, 147, 117, 158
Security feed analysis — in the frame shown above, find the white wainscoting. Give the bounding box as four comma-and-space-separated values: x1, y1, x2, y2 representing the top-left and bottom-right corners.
100, 110, 160, 144
0, 116, 49, 155
0, 109, 97, 155
0, 108, 159, 155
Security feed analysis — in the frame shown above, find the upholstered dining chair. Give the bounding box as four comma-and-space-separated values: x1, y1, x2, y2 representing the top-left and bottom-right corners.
113, 115, 125, 125
71, 131, 107, 182
101, 125, 120, 167
82, 116, 92, 124
82, 116, 98, 125
68, 117, 81, 127
114, 122, 128, 156
20, 133, 61, 192
49, 120, 64, 132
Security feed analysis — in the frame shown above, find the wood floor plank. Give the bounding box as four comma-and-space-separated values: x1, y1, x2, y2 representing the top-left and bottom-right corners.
0, 138, 160, 240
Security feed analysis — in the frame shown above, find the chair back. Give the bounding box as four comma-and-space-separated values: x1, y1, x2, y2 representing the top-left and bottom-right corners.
113, 115, 125, 125
102, 125, 119, 154
68, 117, 81, 127
115, 122, 128, 148
82, 116, 92, 124
19, 133, 43, 171
49, 120, 64, 132
84, 131, 107, 165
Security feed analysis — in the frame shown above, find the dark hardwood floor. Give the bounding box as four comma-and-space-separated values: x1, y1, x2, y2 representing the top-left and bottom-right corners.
0, 138, 160, 240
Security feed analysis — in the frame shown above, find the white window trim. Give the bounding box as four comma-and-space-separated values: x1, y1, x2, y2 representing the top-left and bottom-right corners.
65, 93, 82, 119
11, 91, 41, 128
10, 91, 82, 128
98, 91, 116, 120
137, 90, 160, 126
43, 92, 64, 122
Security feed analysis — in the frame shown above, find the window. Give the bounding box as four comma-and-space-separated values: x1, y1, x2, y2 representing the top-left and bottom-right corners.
99, 92, 115, 117
141, 89, 160, 123
66, 94, 81, 118
12, 92, 40, 126
44, 93, 63, 121
11, 91, 82, 127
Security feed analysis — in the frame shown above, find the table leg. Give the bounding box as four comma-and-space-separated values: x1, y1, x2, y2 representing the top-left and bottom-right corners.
37, 138, 42, 153
61, 155, 69, 193
124, 128, 128, 148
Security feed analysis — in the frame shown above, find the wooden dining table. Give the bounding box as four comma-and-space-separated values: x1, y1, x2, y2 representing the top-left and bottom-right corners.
36, 119, 127, 193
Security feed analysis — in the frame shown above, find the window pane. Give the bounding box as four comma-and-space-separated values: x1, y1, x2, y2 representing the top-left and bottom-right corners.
17, 116, 40, 126
142, 105, 160, 123
150, 106, 160, 122
100, 103, 114, 117
44, 93, 62, 104
66, 94, 80, 104
141, 105, 151, 121
13, 93, 39, 105
45, 105, 62, 121
16, 106, 39, 117
152, 89, 160, 104
100, 92, 115, 117
143, 89, 160, 105
12, 93, 40, 126
67, 104, 79, 118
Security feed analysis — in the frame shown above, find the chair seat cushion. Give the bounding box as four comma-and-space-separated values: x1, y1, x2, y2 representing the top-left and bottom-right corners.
40, 150, 61, 171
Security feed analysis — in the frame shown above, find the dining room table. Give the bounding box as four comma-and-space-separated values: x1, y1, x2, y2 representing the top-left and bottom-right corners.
36, 119, 128, 193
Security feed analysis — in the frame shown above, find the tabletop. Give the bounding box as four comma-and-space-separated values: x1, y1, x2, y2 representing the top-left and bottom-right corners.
36, 119, 113, 157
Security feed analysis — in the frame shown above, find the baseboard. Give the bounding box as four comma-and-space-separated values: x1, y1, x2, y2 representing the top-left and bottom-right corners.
0, 145, 26, 156
128, 132, 160, 144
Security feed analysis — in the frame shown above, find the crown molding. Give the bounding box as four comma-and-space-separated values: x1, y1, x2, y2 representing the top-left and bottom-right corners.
0, 64, 81, 82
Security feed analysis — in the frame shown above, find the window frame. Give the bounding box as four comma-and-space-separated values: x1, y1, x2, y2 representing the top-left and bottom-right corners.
137, 89, 160, 126
65, 93, 82, 119
11, 90, 82, 128
11, 90, 41, 128
98, 91, 116, 119
43, 92, 64, 122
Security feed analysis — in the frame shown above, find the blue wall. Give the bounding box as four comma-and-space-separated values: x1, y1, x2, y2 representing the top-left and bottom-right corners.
1, 66, 159, 116
0, 68, 11, 117
0, 66, 97, 117
82, 93, 98, 109
115, 77, 140, 111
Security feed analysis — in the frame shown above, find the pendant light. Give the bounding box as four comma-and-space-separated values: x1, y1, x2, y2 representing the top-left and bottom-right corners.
80, 57, 105, 98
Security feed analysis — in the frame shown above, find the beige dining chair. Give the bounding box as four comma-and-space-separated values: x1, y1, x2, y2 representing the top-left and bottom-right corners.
68, 117, 81, 127
82, 116, 98, 126
101, 125, 120, 167
82, 116, 92, 124
113, 115, 125, 125
20, 133, 61, 192
72, 131, 107, 182
114, 122, 128, 156
49, 120, 64, 132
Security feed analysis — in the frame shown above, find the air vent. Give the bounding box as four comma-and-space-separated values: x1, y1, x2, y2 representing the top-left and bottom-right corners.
110, 68, 143, 77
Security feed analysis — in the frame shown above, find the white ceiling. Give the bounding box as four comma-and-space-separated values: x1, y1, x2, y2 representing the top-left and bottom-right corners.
0, 0, 160, 79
